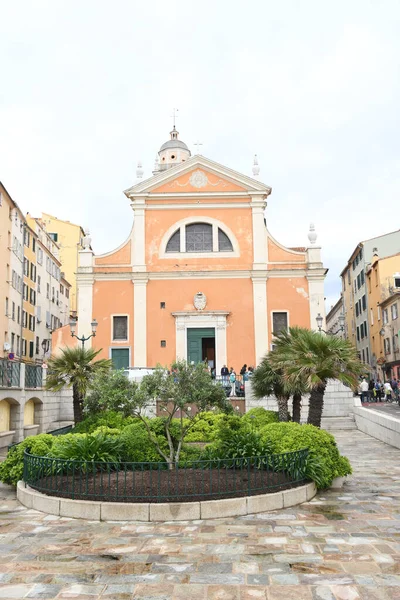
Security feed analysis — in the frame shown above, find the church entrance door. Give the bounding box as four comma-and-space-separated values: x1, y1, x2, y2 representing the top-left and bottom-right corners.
187, 328, 215, 367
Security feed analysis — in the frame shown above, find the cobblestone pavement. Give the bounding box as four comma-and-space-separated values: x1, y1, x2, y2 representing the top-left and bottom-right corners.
0, 429, 400, 599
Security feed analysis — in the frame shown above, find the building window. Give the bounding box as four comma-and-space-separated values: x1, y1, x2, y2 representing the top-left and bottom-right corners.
29, 289, 36, 305
23, 284, 29, 301
37, 248, 43, 265
29, 315, 36, 332
16, 335, 20, 355
49, 232, 58, 242
272, 312, 288, 336
362, 349, 365, 363
22, 311, 27, 328
383, 309, 388, 325
377, 306, 381, 321
160, 340, 166, 347
370, 307, 374, 326
357, 326, 360, 341
35, 336, 40, 355
165, 223, 234, 254
17, 306, 20, 324
166, 229, 180, 252
11, 302, 15, 321
394, 276, 400, 289
65, 288, 69, 299
355, 303, 359, 318
23, 229, 30, 247
23, 258, 29, 276
11, 333, 15, 353
5, 297, 9, 316
22, 339, 27, 356
392, 304, 398, 320
46, 283, 50, 299
160, 302, 165, 309
186, 223, 212, 252
354, 280, 357, 293
360, 270, 365, 285
362, 295, 366, 311
384, 338, 391, 355
218, 229, 233, 251
60, 284, 64, 294
366, 347, 369, 364
37, 275, 41, 293
113, 316, 128, 341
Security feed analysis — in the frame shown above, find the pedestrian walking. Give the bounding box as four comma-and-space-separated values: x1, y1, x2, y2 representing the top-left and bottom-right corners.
384, 380, 393, 402
375, 379, 382, 402
368, 379, 375, 402
391, 377, 399, 402
359, 378, 369, 403
229, 368, 236, 397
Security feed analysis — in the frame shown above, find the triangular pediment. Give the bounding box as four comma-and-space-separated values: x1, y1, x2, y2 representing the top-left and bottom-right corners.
124, 155, 271, 197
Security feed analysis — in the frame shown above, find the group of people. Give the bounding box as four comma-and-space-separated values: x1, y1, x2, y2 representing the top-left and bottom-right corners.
220, 364, 254, 381
359, 377, 399, 403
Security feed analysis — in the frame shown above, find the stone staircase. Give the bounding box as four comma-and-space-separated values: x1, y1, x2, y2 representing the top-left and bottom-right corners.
320, 415, 357, 431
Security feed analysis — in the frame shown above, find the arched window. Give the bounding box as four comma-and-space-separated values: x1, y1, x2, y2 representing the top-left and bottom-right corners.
186, 223, 212, 253
163, 221, 236, 255
166, 229, 180, 253
218, 228, 233, 251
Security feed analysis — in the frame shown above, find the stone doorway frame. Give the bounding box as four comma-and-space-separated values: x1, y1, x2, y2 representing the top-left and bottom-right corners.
172, 311, 229, 375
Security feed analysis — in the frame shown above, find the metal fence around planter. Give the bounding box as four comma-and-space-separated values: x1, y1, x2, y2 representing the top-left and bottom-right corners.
23, 448, 309, 503
24, 364, 43, 389
0, 359, 21, 388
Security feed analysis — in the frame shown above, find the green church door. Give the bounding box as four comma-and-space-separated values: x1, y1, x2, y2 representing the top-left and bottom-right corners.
111, 348, 130, 370
187, 328, 215, 365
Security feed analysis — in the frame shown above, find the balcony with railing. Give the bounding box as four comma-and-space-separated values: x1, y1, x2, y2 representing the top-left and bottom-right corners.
0, 359, 43, 390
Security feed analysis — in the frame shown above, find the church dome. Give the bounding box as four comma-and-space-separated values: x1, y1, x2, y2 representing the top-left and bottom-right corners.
156, 126, 191, 172
159, 139, 190, 152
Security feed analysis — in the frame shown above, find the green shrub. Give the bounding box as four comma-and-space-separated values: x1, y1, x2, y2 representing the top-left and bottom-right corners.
0, 434, 55, 486
242, 407, 279, 428
119, 423, 166, 463
260, 422, 352, 488
49, 433, 125, 466
73, 411, 138, 433
83, 369, 138, 417
92, 426, 121, 436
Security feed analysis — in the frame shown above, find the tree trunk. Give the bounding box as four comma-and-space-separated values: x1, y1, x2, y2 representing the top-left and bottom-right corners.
292, 393, 302, 423
72, 383, 84, 424
277, 395, 289, 422
307, 383, 327, 428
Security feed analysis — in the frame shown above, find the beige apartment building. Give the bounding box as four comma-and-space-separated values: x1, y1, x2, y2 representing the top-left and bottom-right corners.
40, 213, 86, 314
367, 252, 400, 381
341, 230, 400, 366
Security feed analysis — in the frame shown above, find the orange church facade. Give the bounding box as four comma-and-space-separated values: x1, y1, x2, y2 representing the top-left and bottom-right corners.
62, 130, 327, 373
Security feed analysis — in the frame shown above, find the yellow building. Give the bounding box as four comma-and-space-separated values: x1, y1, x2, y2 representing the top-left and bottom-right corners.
22, 224, 38, 361
40, 213, 86, 314
367, 252, 400, 381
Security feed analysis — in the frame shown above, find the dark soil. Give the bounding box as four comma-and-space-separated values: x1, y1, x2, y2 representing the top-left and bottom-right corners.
31, 468, 304, 503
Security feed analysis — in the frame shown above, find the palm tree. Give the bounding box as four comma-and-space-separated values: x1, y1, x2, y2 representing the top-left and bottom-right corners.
251, 358, 291, 421
269, 327, 364, 428
46, 347, 112, 424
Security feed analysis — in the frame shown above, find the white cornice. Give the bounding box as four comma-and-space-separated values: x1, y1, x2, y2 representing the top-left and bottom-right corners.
172, 310, 230, 317
145, 203, 251, 210
124, 155, 272, 197
90, 267, 314, 281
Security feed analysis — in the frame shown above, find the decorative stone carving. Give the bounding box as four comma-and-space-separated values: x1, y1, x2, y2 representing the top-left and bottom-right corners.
194, 292, 207, 311
189, 170, 208, 189
82, 229, 92, 249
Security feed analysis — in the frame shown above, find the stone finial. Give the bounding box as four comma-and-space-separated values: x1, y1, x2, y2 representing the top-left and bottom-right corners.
82, 229, 92, 249
136, 161, 144, 179
308, 223, 318, 245
252, 154, 260, 177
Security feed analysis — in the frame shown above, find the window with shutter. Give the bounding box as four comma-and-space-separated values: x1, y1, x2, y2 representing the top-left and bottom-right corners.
113, 316, 128, 340
272, 312, 288, 335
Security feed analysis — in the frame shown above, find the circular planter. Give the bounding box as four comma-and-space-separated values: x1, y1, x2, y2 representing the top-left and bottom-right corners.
17, 480, 317, 521
330, 476, 346, 489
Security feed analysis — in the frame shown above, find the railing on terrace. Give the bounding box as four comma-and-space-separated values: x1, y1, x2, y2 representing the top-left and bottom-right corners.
0, 358, 21, 388
24, 364, 43, 389
23, 448, 309, 502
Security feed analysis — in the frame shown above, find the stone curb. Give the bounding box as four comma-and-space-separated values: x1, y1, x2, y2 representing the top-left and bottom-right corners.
17, 481, 317, 521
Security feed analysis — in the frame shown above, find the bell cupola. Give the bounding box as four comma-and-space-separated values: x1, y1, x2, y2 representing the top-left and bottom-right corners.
157, 126, 191, 172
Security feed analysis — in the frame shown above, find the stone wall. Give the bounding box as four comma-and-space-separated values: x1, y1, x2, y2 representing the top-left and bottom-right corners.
353, 400, 400, 449
245, 379, 355, 421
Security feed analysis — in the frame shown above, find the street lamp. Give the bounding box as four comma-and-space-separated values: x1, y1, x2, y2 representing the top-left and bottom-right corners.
316, 312, 345, 335
69, 316, 98, 348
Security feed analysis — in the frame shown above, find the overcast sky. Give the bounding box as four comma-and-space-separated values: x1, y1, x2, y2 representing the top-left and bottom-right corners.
1, 1, 400, 313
